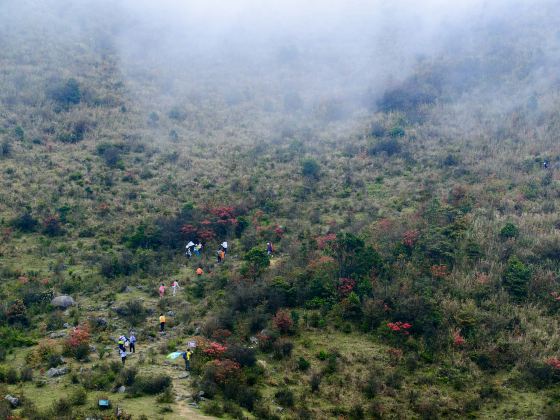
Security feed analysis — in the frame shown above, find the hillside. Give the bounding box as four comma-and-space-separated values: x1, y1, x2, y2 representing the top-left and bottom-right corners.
2, 0, 560, 419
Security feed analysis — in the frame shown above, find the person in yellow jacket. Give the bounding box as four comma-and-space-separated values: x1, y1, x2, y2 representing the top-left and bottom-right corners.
159, 313, 166, 332
183, 349, 193, 371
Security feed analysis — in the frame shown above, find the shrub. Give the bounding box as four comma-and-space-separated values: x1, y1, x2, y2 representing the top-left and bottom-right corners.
297, 356, 311, 371
156, 386, 174, 403
0, 141, 12, 157
64, 325, 90, 360
129, 374, 172, 395
369, 138, 402, 156
11, 211, 38, 232
273, 309, 294, 334
116, 367, 138, 387
204, 359, 241, 385
48, 78, 81, 107
203, 400, 224, 417
116, 300, 147, 326
500, 223, 519, 239
363, 370, 384, 398
273, 338, 293, 360
6, 299, 28, 326
275, 388, 295, 407
310, 372, 322, 392
69, 387, 88, 405
302, 158, 321, 179
241, 247, 270, 279
20, 366, 33, 382
502, 257, 532, 300
6, 367, 19, 384
51, 397, 72, 416
43, 216, 63, 236
225, 345, 256, 367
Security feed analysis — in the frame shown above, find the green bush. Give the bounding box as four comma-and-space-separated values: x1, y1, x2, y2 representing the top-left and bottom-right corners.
10, 211, 38, 232
48, 78, 81, 107
297, 356, 311, 371
275, 388, 295, 407
69, 387, 88, 405
502, 256, 532, 300
129, 374, 172, 395
301, 158, 321, 179
500, 223, 519, 239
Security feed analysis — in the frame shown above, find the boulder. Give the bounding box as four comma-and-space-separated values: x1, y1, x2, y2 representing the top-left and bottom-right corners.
167, 311, 175, 317
46, 366, 68, 378
51, 295, 75, 309
49, 331, 67, 339
117, 386, 126, 393
5, 395, 19, 407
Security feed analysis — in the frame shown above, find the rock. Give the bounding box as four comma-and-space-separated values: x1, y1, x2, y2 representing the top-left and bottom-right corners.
46, 366, 68, 378
189, 403, 199, 408
276, 406, 284, 412
51, 295, 75, 309
194, 326, 200, 335
167, 311, 175, 317
5, 395, 19, 407
249, 336, 258, 345
123, 286, 133, 293
89, 345, 97, 353
49, 331, 67, 339
117, 386, 126, 393
197, 391, 205, 398
63, 323, 71, 328
178, 373, 189, 379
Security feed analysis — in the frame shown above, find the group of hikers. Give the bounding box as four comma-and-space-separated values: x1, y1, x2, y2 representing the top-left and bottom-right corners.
158, 280, 181, 298
115, 240, 275, 364
186, 240, 229, 263
117, 333, 137, 365
115, 330, 194, 371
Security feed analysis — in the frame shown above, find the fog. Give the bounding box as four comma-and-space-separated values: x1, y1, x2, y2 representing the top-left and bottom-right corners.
1, 0, 559, 127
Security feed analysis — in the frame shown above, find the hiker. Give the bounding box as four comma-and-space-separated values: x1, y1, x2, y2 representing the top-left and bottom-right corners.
267, 242, 274, 256
216, 249, 222, 263
171, 280, 179, 296
183, 349, 193, 371
196, 267, 204, 276
544, 160, 549, 169
193, 243, 203, 257
220, 249, 225, 262
159, 283, 166, 299
159, 313, 166, 332
129, 333, 136, 353
118, 335, 127, 352
120, 348, 127, 365
221, 241, 228, 254
185, 241, 195, 258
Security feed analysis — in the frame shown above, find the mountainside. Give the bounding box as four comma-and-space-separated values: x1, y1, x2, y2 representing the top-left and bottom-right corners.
2, 0, 560, 419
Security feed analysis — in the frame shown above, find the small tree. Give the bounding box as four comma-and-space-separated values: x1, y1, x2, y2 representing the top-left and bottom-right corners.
502, 256, 531, 300
500, 223, 519, 240
64, 325, 90, 360
273, 310, 293, 334
241, 247, 270, 280
301, 158, 320, 179
48, 78, 81, 107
